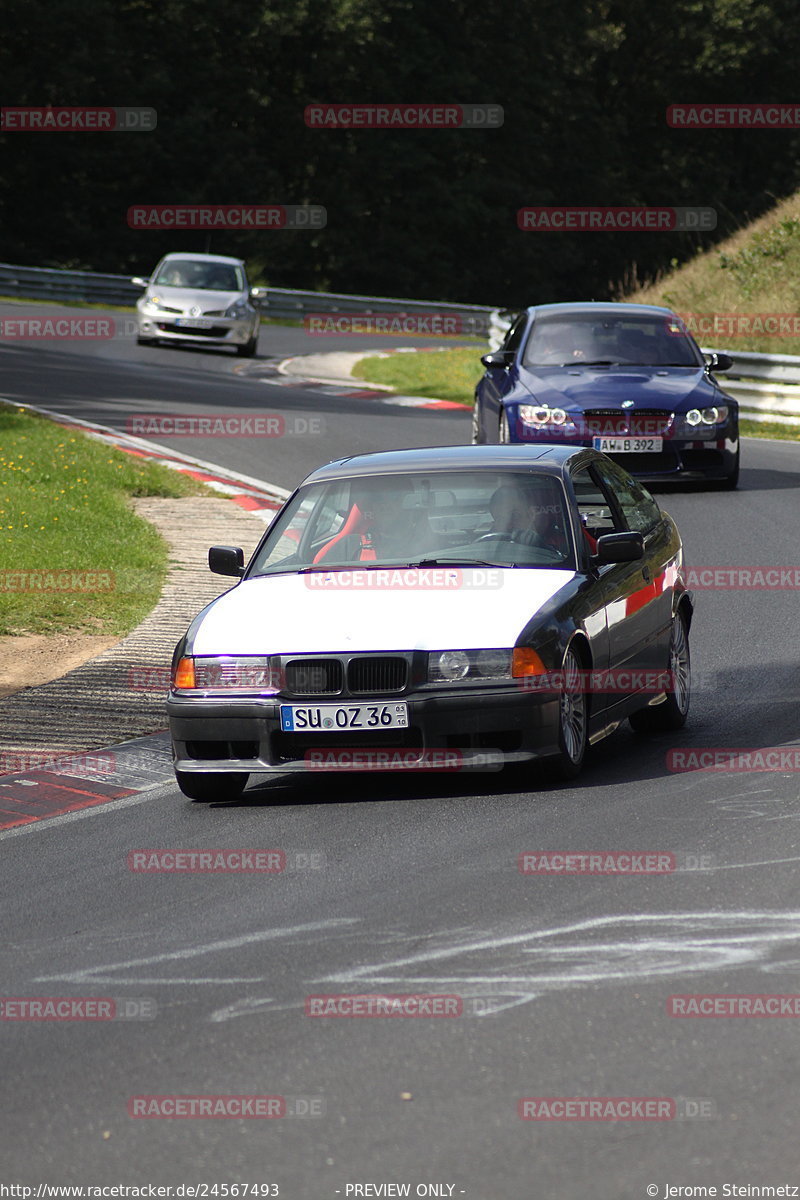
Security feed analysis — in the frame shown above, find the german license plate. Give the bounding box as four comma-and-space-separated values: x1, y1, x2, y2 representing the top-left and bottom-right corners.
593, 436, 663, 453
175, 317, 212, 329
280, 702, 409, 732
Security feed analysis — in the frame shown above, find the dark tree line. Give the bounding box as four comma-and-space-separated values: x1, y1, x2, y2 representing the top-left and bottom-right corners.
1, 0, 799, 306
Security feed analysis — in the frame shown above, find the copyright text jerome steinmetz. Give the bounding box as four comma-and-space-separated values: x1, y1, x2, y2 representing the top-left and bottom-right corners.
647, 1186, 800, 1197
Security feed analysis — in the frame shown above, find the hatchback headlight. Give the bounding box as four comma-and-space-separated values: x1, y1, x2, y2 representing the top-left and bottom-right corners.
172, 655, 282, 693
428, 649, 513, 684
142, 294, 163, 312
225, 302, 251, 319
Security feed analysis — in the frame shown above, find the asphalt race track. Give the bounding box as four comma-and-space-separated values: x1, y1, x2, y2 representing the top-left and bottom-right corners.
2, 306, 800, 1197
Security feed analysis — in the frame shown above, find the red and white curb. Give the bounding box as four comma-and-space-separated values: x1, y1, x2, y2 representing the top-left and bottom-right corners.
238, 353, 467, 411
1, 398, 289, 519
0, 733, 175, 835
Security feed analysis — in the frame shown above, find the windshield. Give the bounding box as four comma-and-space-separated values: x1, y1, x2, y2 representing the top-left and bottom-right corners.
152, 259, 244, 291
522, 312, 702, 368
248, 471, 576, 575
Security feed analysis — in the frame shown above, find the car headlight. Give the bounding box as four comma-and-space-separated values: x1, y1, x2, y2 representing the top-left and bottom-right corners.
518, 404, 569, 427
428, 649, 513, 684
142, 294, 163, 312
686, 405, 728, 426
172, 655, 281, 693
224, 302, 251, 319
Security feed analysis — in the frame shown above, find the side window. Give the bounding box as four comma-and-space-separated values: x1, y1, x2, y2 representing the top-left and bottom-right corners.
570, 468, 620, 537
592, 459, 662, 535
502, 313, 528, 355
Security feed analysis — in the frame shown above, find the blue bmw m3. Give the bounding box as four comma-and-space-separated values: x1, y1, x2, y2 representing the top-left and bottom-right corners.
472, 302, 740, 488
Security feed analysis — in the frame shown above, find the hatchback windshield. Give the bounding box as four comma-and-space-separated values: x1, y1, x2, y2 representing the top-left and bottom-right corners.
152, 260, 244, 291
523, 313, 702, 368
248, 471, 576, 575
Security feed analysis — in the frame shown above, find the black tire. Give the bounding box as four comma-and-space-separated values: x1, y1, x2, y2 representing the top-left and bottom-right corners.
471, 400, 484, 444
237, 333, 258, 357
629, 610, 691, 733
546, 645, 588, 780
175, 770, 249, 802
499, 410, 511, 443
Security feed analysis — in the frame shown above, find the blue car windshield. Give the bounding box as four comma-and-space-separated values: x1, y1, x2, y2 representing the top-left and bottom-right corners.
248, 471, 577, 576
522, 313, 702, 368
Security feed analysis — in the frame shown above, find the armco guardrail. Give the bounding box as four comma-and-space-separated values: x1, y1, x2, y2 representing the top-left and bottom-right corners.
487, 308, 800, 421
1, 262, 797, 421
0, 260, 495, 330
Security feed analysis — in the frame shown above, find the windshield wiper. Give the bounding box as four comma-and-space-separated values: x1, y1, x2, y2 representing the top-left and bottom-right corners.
295, 561, 413, 574
410, 557, 516, 568
561, 358, 622, 367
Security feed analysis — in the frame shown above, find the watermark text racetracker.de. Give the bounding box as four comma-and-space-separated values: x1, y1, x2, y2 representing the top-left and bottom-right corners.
125, 414, 324, 438
128, 1095, 323, 1119
517, 851, 715, 874
667, 748, 800, 773
677, 313, 800, 338
0, 750, 116, 778
0, 570, 114, 593
0, 317, 118, 340
0, 997, 155, 1020
304, 312, 490, 337
1, 106, 156, 131
127, 205, 325, 229
668, 102, 800, 128
684, 567, 800, 590
304, 567, 504, 590
668, 994, 800, 1017
304, 103, 503, 129
302, 749, 504, 773
126, 848, 325, 873
518, 1096, 716, 1120
305, 993, 526, 1018
517, 206, 717, 231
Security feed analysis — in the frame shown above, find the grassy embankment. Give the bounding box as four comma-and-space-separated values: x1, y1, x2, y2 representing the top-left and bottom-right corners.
0, 405, 209, 637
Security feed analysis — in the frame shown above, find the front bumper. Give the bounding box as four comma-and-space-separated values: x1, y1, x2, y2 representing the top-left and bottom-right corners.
136, 311, 257, 347
167, 687, 561, 775
510, 421, 738, 479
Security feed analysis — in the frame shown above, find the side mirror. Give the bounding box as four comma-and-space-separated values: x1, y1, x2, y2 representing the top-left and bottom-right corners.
208, 545, 245, 577
481, 350, 513, 369
131, 276, 150, 288
250, 286, 267, 301
705, 351, 733, 372
594, 531, 644, 564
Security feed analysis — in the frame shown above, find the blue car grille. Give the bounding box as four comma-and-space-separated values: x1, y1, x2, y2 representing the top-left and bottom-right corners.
583, 408, 674, 436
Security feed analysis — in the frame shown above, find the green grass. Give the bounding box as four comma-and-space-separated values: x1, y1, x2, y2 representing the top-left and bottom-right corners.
626, 191, 800, 356
740, 418, 800, 441
0, 406, 210, 636
353, 347, 484, 405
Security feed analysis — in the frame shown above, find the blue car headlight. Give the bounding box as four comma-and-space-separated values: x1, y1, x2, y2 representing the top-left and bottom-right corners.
685, 405, 729, 426
518, 404, 572, 428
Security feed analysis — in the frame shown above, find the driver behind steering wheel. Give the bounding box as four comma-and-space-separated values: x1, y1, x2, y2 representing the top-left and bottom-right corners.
487, 483, 567, 556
